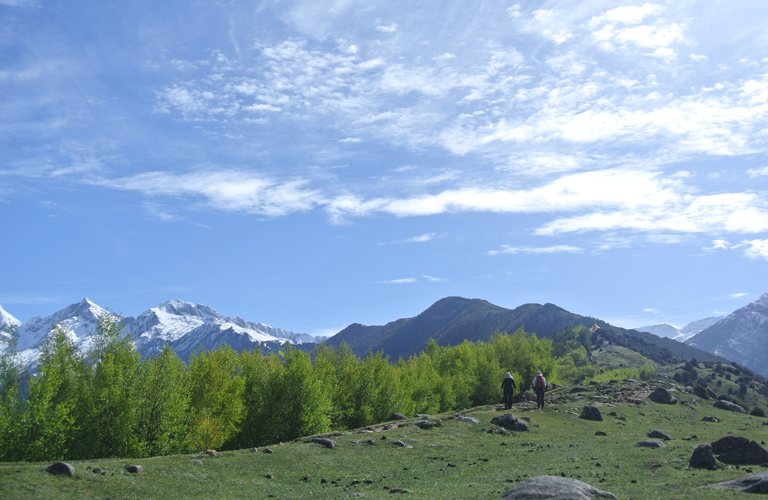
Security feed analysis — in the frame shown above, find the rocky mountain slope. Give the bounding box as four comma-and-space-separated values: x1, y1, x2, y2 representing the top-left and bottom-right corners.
686, 293, 768, 377
1, 298, 322, 364
325, 296, 728, 364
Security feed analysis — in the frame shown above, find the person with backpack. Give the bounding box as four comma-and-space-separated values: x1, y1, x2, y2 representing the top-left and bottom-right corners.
532, 371, 547, 410
501, 372, 517, 410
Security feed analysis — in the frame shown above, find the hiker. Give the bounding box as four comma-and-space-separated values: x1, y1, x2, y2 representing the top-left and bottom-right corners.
501, 372, 517, 410
533, 371, 547, 410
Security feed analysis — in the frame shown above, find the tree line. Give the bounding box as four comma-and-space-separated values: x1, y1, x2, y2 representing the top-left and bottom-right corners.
0, 315, 650, 462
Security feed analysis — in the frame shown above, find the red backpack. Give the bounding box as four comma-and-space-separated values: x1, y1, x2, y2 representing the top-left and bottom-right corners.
535, 375, 545, 388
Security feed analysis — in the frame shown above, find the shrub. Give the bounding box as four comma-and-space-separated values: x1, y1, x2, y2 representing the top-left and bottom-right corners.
750, 406, 766, 417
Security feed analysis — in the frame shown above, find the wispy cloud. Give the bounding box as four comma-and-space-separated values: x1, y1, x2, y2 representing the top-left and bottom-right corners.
381, 278, 417, 284
378, 233, 438, 245
0, 293, 60, 305
643, 308, 658, 314
741, 239, 768, 260
727, 293, 748, 299
422, 275, 448, 282
488, 245, 584, 256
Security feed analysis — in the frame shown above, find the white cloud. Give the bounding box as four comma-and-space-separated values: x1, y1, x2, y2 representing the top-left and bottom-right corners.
488, 245, 584, 256
643, 308, 658, 313
748, 166, 768, 177
378, 233, 437, 245
422, 275, 448, 282
95, 170, 322, 217
339, 137, 363, 143
381, 278, 417, 284
375, 24, 398, 33
741, 239, 768, 260
727, 293, 748, 299
690, 54, 708, 62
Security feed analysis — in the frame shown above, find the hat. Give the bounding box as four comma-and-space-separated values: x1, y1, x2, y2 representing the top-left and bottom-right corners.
505, 372, 513, 379
537, 371, 542, 376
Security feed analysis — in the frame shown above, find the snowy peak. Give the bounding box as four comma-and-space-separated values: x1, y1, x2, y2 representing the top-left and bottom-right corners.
636, 316, 723, 343
16, 298, 111, 351
0, 305, 21, 331
155, 299, 220, 320
635, 323, 680, 339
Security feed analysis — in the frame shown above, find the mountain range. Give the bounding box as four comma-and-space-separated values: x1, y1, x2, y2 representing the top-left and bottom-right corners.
3, 294, 768, 377
1, 298, 324, 364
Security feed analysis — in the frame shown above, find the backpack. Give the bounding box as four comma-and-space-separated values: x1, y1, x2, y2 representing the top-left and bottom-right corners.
535, 375, 545, 388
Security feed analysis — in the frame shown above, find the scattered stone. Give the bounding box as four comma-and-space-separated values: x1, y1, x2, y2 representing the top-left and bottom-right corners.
124, 465, 143, 475
304, 438, 336, 449
263, 448, 274, 454
492, 426, 509, 435
392, 440, 414, 449
701, 416, 720, 423
717, 394, 734, 402
414, 420, 438, 430
579, 406, 603, 422
595, 431, 608, 436
571, 387, 591, 393
692, 386, 711, 400
689, 444, 716, 469
454, 416, 479, 424
366, 439, 375, 445
717, 440, 768, 465
201, 449, 218, 457
416, 414, 430, 419
491, 413, 529, 432
624, 379, 639, 383
45, 462, 74, 476
646, 431, 675, 441
628, 398, 643, 405
520, 416, 531, 423
714, 400, 746, 414
501, 475, 617, 500
702, 470, 768, 493
266, 473, 274, 479
649, 387, 677, 405
389, 413, 407, 421
251, 447, 258, 452
191, 460, 203, 466
389, 488, 409, 493
636, 440, 666, 449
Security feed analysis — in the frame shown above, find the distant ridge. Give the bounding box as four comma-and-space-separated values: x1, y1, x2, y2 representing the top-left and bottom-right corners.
324, 296, 728, 364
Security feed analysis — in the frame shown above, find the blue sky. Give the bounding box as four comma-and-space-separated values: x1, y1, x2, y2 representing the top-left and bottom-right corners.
3, 0, 768, 335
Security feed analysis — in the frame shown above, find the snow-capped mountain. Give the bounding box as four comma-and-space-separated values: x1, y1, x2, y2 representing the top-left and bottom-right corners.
0, 305, 21, 342
6, 298, 323, 366
686, 293, 768, 377
636, 316, 723, 343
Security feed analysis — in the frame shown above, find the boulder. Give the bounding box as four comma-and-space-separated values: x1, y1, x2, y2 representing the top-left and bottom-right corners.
649, 387, 677, 405
717, 394, 734, 402
201, 449, 217, 457
491, 413, 529, 432
636, 440, 666, 448
388, 413, 407, 421
124, 465, 143, 475
454, 416, 479, 424
414, 420, 439, 430
692, 386, 710, 400
701, 416, 720, 423
646, 430, 674, 441
712, 436, 750, 454
391, 440, 413, 449
702, 470, 768, 493
689, 444, 716, 469
304, 438, 336, 449
717, 440, 768, 465
501, 475, 617, 500
570, 386, 591, 393
594, 431, 608, 436
46, 462, 75, 476
714, 400, 746, 413
579, 405, 603, 422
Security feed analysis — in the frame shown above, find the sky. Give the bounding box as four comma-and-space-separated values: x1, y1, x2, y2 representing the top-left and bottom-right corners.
3, 0, 768, 336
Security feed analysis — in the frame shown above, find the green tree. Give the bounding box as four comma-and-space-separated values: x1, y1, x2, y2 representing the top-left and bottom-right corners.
0, 324, 24, 460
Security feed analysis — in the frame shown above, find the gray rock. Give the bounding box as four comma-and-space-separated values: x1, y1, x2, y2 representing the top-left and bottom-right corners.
701, 416, 720, 423
702, 470, 768, 493
570, 386, 591, 393
304, 438, 336, 449
579, 405, 603, 422
689, 444, 716, 469
646, 430, 674, 440
595, 431, 608, 436
124, 465, 143, 475
712, 436, 750, 454
649, 387, 677, 405
389, 488, 409, 493
392, 440, 413, 449
493, 426, 509, 435
263, 448, 274, 454
191, 460, 203, 466
454, 416, 479, 424
414, 420, 439, 430
491, 413, 529, 432
717, 394, 734, 402
717, 440, 768, 465
46, 462, 74, 476
714, 400, 746, 413
501, 475, 617, 500
636, 440, 666, 448
692, 386, 710, 400
389, 413, 407, 421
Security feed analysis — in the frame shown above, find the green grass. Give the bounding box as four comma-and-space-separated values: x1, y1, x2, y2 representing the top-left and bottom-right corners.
590, 344, 656, 371
2, 380, 768, 500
